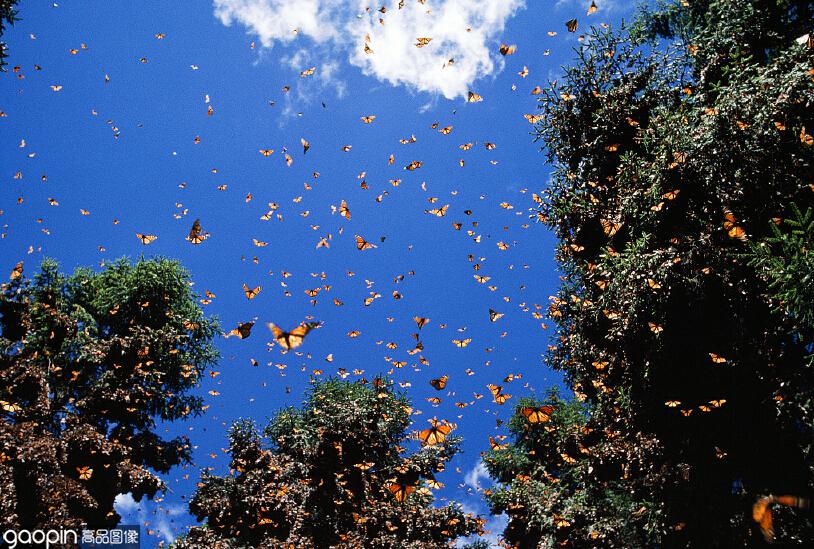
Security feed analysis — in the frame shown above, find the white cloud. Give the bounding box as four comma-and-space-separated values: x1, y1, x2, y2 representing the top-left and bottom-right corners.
464, 461, 490, 491
458, 494, 508, 548
115, 493, 186, 545
213, 0, 525, 99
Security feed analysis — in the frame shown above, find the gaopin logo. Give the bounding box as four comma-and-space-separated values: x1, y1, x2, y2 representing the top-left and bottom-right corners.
2, 529, 78, 548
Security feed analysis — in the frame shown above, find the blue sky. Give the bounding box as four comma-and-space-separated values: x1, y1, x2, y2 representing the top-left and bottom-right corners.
0, 0, 632, 545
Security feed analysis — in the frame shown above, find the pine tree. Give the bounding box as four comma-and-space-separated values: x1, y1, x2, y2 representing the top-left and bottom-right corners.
175, 378, 484, 548
0, 258, 218, 530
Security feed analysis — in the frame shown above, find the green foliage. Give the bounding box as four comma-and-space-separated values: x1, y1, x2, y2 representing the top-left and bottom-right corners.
0, 0, 19, 67
748, 205, 814, 340
483, 396, 658, 548
175, 377, 484, 548
0, 258, 218, 530
499, 0, 814, 546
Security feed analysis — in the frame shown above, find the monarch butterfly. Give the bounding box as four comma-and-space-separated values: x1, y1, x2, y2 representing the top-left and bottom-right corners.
665, 400, 681, 407
339, 199, 351, 220
600, 218, 622, 236
242, 283, 261, 300
136, 233, 157, 245
499, 43, 516, 56
474, 275, 491, 284
0, 400, 21, 413
426, 478, 443, 489
523, 114, 543, 124
9, 261, 23, 280
360, 115, 376, 123
268, 321, 320, 350
489, 309, 504, 322
355, 235, 377, 251
566, 18, 578, 32
186, 219, 208, 244
753, 495, 811, 542
425, 205, 449, 217
438, 126, 453, 135
648, 322, 664, 334
587, 0, 597, 14
489, 435, 508, 451
413, 316, 429, 330
488, 384, 511, 404
430, 375, 448, 390
415, 37, 432, 48
405, 160, 422, 171
77, 466, 93, 480
418, 418, 452, 445
520, 405, 555, 424
300, 67, 315, 77
467, 91, 483, 103
226, 321, 254, 339
709, 353, 727, 364
259, 149, 274, 156
301, 137, 310, 153
554, 515, 571, 527
387, 483, 415, 502
452, 338, 471, 348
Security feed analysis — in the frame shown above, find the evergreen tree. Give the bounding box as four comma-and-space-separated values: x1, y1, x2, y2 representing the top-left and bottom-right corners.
489, 0, 814, 546
0, 0, 20, 67
175, 378, 484, 548
0, 258, 218, 530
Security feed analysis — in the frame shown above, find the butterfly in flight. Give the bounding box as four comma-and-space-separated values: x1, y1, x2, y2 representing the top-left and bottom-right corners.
186, 218, 209, 244
430, 375, 448, 390
355, 235, 377, 251
136, 233, 157, 245
226, 321, 255, 339
268, 321, 321, 350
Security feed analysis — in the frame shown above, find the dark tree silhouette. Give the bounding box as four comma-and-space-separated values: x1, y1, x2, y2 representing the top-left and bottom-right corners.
175, 377, 484, 548
486, 0, 814, 546
0, 258, 218, 531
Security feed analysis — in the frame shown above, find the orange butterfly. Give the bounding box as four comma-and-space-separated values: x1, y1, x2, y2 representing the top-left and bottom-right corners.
242, 283, 261, 300
136, 233, 157, 245
430, 375, 448, 390
418, 417, 452, 445
520, 405, 555, 424
268, 321, 320, 350
387, 482, 415, 502
9, 261, 23, 280
186, 218, 208, 244
355, 235, 377, 251
226, 321, 255, 339
77, 466, 93, 480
